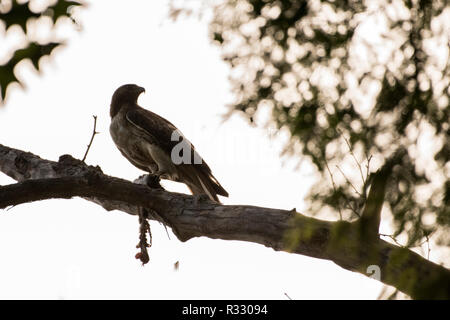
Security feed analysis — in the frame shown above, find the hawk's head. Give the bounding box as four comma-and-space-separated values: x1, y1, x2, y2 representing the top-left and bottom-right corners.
110, 84, 145, 117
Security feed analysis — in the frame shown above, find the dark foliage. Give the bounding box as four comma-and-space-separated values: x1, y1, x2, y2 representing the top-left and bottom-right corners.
0, 0, 83, 102
171, 0, 450, 252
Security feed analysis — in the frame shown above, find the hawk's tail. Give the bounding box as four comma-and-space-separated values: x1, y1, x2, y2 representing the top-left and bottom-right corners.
185, 168, 229, 203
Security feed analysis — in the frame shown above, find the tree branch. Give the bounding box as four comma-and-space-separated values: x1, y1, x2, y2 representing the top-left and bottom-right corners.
359, 148, 408, 240
359, 169, 387, 239
81, 115, 99, 163
0, 143, 449, 299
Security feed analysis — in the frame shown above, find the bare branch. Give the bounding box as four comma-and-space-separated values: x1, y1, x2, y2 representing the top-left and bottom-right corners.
342, 134, 366, 187
81, 115, 99, 163
379, 233, 406, 248
425, 234, 431, 260
284, 292, 293, 300
324, 158, 342, 220
336, 165, 362, 197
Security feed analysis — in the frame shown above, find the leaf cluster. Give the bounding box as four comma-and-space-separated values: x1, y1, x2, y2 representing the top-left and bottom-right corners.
0, 0, 83, 102
205, 0, 449, 250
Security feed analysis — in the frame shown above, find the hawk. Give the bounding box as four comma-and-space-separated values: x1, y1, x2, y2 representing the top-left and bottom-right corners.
109, 84, 228, 202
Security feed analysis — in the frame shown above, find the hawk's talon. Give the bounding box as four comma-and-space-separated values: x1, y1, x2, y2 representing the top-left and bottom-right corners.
193, 194, 210, 205
146, 174, 163, 189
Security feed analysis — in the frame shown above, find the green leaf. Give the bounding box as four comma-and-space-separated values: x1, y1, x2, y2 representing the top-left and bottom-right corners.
47, 0, 83, 23
0, 64, 18, 102
0, 42, 62, 102
10, 42, 62, 71
0, 0, 40, 32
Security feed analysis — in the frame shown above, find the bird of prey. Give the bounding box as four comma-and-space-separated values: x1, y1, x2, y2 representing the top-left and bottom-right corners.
109, 84, 229, 202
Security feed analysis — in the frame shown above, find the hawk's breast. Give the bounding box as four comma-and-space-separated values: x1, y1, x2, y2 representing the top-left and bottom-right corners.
110, 109, 178, 178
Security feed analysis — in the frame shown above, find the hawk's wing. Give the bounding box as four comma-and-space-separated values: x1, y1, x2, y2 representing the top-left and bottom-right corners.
125, 106, 205, 166
125, 106, 228, 201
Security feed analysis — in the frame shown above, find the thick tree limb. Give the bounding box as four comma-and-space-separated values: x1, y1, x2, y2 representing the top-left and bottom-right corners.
0, 143, 449, 299
359, 170, 387, 240
359, 148, 407, 240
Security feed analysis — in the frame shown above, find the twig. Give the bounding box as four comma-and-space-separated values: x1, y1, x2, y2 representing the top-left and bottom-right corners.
425, 234, 431, 260
363, 155, 373, 198
150, 208, 171, 240
81, 115, 99, 163
342, 134, 366, 187
324, 158, 342, 220
336, 165, 362, 197
387, 289, 399, 300
325, 162, 360, 218
365, 155, 372, 180
347, 202, 361, 218
381, 232, 432, 260
284, 292, 293, 300
379, 233, 405, 248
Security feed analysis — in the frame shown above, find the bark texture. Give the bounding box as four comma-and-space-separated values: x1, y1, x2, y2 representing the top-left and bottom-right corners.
0, 143, 449, 299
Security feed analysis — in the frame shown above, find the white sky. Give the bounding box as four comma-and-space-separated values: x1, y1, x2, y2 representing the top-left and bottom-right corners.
0, 0, 383, 299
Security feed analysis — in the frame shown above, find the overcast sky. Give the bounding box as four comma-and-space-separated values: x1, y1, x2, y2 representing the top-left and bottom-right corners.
0, 0, 383, 299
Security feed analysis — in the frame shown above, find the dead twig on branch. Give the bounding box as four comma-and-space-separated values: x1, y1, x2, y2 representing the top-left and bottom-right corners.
82, 115, 99, 163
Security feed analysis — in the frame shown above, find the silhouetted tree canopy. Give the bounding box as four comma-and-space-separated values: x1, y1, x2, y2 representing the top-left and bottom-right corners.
3, 1, 447, 252
0, 0, 83, 102
170, 0, 450, 255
